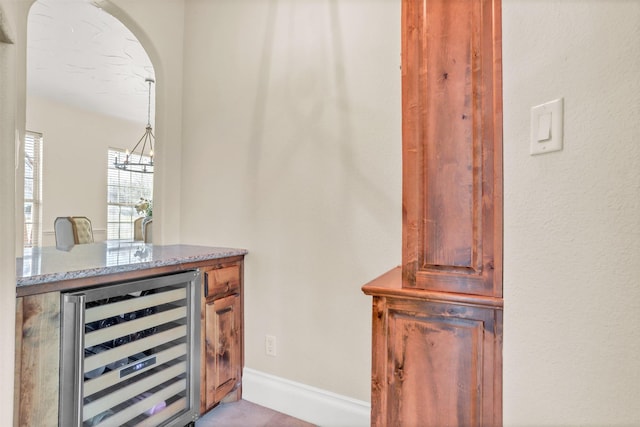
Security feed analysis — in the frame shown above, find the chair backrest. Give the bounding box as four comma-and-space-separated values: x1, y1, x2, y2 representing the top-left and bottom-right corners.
70, 216, 94, 244
143, 218, 153, 243
133, 217, 144, 241
54, 217, 75, 250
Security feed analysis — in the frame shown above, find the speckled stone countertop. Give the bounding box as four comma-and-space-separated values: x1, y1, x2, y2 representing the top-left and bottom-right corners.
17, 242, 247, 288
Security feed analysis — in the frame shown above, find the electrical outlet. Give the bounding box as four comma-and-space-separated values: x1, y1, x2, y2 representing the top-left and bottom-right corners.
265, 335, 277, 357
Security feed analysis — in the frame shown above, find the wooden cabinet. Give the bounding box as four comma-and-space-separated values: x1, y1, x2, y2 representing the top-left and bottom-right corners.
365, 269, 502, 427
200, 262, 244, 414
363, 0, 503, 425
14, 253, 245, 425
384, 299, 501, 426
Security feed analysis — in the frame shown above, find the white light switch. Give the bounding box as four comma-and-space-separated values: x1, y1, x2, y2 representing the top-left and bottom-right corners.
530, 98, 563, 155
537, 112, 552, 141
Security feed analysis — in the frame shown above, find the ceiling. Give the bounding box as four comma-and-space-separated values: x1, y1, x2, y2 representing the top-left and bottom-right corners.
27, 0, 155, 124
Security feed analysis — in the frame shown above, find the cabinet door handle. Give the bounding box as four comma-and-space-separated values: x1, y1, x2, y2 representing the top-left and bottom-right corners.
204, 273, 209, 297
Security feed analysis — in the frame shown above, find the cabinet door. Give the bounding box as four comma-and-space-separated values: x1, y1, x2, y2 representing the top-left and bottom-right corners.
371, 296, 502, 427
203, 293, 241, 409
402, 0, 502, 297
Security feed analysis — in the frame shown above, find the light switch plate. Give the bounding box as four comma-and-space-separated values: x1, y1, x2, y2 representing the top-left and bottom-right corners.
530, 98, 563, 155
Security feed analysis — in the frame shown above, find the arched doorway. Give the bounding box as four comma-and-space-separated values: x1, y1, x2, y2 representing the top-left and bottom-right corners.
25, 0, 156, 246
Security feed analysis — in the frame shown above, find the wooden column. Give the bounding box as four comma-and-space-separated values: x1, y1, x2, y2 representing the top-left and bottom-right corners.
363, 0, 503, 425
402, 0, 503, 298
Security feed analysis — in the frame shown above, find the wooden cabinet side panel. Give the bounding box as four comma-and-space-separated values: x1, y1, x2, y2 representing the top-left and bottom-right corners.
14, 293, 60, 427
370, 297, 388, 427
13, 299, 23, 427
491, 309, 503, 426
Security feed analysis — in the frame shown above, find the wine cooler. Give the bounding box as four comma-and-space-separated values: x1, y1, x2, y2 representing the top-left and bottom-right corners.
59, 270, 201, 427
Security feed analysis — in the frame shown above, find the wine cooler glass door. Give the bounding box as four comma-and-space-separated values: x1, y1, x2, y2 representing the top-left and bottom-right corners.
60, 270, 201, 427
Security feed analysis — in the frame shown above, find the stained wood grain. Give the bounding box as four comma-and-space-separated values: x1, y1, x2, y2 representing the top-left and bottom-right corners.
213, 294, 241, 404
402, 0, 503, 298
364, 0, 503, 424
200, 260, 244, 414
364, 274, 502, 427
14, 292, 61, 427
13, 299, 23, 427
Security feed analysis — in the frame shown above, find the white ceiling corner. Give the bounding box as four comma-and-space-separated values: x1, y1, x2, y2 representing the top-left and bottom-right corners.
27, 0, 155, 124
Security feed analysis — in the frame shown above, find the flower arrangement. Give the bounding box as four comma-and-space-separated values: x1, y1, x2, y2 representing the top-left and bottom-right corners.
135, 198, 153, 218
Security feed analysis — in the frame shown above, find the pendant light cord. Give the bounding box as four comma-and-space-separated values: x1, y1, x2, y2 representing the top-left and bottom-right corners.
146, 77, 154, 127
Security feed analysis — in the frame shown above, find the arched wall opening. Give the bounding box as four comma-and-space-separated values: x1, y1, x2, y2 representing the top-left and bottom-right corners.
1, 1, 184, 422
24, 0, 164, 247
93, 0, 184, 246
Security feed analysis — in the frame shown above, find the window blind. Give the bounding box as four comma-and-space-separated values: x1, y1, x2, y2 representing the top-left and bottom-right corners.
107, 148, 153, 241
24, 131, 43, 248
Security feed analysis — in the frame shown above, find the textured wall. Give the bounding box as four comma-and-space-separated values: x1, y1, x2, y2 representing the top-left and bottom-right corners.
503, 0, 640, 425
27, 95, 142, 245
99, 0, 186, 245
180, 0, 402, 401
0, 1, 17, 424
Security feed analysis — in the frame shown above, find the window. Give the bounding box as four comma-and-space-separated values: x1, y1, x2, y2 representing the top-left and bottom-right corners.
107, 148, 153, 240
24, 131, 43, 248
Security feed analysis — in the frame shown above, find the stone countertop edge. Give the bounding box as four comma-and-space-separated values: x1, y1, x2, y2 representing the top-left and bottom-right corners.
17, 243, 248, 287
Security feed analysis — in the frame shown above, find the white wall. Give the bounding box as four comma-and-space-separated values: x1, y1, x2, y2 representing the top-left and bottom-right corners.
0, 0, 18, 425
502, 0, 640, 425
97, 0, 186, 245
27, 95, 143, 246
179, 0, 640, 423
180, 0, 402, 401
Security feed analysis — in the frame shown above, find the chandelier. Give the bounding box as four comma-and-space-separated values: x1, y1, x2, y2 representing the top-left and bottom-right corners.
114, 77, 155, 173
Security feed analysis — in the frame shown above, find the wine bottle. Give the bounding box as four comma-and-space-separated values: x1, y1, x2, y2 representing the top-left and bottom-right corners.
84, 344, 108, 379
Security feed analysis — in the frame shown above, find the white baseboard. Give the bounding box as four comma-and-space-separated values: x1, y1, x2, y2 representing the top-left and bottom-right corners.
242, 368, 371, 427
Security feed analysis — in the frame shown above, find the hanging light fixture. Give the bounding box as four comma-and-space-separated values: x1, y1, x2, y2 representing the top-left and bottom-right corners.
114, 77, 155, 173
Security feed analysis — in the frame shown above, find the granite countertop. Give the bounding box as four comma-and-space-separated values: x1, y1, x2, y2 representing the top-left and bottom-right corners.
17, 242, 248, 288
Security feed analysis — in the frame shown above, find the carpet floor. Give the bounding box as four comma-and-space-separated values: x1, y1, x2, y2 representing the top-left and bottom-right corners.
196, 400, 316, 427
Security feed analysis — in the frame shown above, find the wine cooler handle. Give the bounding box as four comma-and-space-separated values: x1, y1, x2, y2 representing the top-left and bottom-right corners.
74, 294, 86, 425
60, 293, 86, 427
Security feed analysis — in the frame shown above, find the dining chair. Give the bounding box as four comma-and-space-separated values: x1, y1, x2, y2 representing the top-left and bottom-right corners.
54, 217, 75, 250
70, 216, 94, 244
143, 218, 152, 243
133, 217, 144, 241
